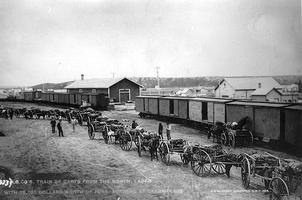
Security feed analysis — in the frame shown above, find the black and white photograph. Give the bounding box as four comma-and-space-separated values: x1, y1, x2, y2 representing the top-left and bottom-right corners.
0, 0, 301, 199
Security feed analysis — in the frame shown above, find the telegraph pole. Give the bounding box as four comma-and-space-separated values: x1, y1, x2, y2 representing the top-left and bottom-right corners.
111, 73, 115, 79
156, 66, 160, 95
156, 66, 160, 88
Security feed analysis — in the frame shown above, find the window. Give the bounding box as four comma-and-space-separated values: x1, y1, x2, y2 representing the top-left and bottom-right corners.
92, 89, 96, 93
79, 89, 83, 93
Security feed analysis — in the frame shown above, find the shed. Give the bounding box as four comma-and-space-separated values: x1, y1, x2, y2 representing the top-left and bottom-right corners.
65, 77, 142, 103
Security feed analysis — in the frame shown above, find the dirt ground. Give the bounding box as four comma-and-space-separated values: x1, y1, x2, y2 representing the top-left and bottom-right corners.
0, 102, 301, 200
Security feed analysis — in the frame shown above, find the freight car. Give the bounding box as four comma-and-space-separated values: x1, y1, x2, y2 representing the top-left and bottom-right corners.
135, 96, 302, 152
225, 101, 290, 144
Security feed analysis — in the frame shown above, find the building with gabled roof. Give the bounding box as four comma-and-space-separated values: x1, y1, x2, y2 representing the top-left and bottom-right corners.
215, 77, 281, 99
65, 75, 143, 103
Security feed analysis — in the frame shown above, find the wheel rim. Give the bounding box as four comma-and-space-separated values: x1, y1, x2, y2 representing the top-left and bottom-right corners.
221, 132, 227, 145
102, 126, 109, 144
120, 132, 132, 151
212, 163, 226, 174
159, 142, 170, 165
191, 150, 212, 177
137, 137, 142, 157
241, 157, 250, 189
269, 177, 289, 200
88, 125, 94, 139
249, 131, 253, 146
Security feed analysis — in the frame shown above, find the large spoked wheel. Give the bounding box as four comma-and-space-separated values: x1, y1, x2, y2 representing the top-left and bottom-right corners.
78, 114, 83, 126
207, 130, 212, 139
120, 132, 132, 151
220, 132, 227, 145
88, 124, 95, 140
102, 127, 109, 144
269, 177, 290, 200
159, 142, 170, 165
241, 157, 251, 189
229, 132, 236, 148
212, 162, 226, 174
191, 150, 212, 177
137, 136, 142, 157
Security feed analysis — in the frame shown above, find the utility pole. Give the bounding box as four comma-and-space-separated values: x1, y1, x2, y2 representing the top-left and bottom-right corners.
156, 66, 160, 95
156, 66, 160, 88
111, 73, 115, 79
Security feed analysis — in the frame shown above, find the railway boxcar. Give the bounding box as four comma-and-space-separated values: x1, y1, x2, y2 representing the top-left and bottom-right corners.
226, 101, 290, 143
23, 91, 34, 102
284, 105, 302, 153
158, 96, 190, 119
63, 93, 70, 105
188, 98, 232, 124
41, 92, 48, 102
58, 93, 65, 104
53, 93, 59, 104
135, 96, 159, 116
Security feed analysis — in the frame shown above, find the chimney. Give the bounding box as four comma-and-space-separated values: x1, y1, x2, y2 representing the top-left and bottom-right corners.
258, 83, 261, 88
81, 74, 84, 80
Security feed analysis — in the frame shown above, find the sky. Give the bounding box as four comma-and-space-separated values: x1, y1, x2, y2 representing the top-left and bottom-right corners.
0, 0, 301, 86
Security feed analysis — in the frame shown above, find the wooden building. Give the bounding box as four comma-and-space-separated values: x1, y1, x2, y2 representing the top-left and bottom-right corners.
65, 76, 142, 103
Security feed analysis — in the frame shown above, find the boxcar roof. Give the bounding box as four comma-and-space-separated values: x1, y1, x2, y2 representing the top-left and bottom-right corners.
189, 97, 233, 103
226, 101, 290, 107
285, 105, 302, 111
136, 95, 160, 99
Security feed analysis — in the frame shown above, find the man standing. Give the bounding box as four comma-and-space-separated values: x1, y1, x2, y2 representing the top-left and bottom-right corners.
57, 119, 64, 137
9, 109, 14, 120
50, 117, 56, 133
71, 117, 77, 133
166, 123, 171, 140
158, 123, 163, 139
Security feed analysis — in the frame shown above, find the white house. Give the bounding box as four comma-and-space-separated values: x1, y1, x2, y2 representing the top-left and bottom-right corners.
215, 77, 281, 99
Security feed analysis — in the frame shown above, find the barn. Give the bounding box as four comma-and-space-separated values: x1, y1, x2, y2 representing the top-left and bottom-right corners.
65, 76, 142, 103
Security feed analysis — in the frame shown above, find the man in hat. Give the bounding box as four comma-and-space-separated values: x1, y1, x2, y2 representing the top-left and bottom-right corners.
57, 119, 64, 137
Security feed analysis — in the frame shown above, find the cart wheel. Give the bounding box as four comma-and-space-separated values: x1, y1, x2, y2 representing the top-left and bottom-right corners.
241, 157, 251, 189
79, 114, 83, 126
248, 131, 254, 146
207, 130, 212, 139
159, 142, 170, 165
137, 136, 142, 157
102, 127, 109, 144
120, 132, 132, 151
191, 150, 212, 177
229, 132, 236, 148
221, 132, 227, 145
212, 163, 226, 174
269, 177, 290, 200
88, 124, 95, 140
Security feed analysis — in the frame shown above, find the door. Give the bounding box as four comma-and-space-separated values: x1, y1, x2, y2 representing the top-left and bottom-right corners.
119, 89, 130, 103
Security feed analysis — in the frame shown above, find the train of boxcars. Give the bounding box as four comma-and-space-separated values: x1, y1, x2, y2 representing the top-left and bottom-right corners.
21, 91, 109, 110
135, 96, 302, 153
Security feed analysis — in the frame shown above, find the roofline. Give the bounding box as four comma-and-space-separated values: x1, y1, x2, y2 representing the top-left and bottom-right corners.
109, 77, 143, 88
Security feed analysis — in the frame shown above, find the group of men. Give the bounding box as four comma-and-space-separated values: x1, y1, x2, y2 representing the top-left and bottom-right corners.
50, 117, 64, 137
131, 120, 172, 140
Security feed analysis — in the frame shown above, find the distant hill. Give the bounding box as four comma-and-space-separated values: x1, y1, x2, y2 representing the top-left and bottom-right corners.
32, 81, 74, 90
31, 75, 302, 90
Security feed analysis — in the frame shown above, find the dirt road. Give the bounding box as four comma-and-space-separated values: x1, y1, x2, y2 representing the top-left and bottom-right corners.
0, 103, 300, 200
